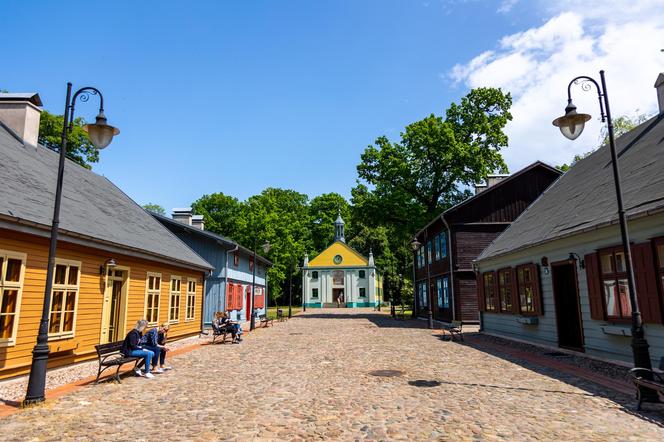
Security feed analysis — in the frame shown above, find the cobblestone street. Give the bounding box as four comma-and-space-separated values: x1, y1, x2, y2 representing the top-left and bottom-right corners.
2, 309, 663, 441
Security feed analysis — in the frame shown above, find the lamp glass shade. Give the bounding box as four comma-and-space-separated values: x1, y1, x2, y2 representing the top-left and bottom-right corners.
552, 107, 591, 141
84, 123, 119, 149
262, 241, 271, 254
411, 238, 422, 251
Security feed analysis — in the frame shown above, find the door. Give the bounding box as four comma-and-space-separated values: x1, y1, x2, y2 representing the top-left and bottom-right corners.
246, 286, 252, 321
108, 279, 123, 341
552, 262, 584, 351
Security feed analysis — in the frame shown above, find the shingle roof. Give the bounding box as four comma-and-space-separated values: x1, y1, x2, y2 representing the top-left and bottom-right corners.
478, 114, 664, 261
0, 122, 212, 270
151, 213, 273, 266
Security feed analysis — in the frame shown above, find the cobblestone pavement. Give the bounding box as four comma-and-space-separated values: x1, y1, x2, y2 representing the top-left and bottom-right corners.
2, 309, 664, 441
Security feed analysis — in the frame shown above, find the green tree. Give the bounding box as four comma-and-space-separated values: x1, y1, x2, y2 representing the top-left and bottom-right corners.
309, 193, 352, 253
38, 110, 98, 169
191, 193, 246, 240
142, 203, 166, 215
556, 112, 650, 172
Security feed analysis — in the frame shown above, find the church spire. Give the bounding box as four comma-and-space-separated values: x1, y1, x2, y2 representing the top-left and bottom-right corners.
334, 211, 345, 243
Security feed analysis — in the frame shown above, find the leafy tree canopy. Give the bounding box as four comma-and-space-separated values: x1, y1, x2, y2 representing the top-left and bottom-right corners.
191, 193, 245, 240
142, 203, 165, 215
309, 193, 352, 252
38, 110, 98, 169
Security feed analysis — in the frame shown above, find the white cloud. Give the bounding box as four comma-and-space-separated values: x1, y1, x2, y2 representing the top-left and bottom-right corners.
449, 1, 664, 171
497, 0, 519, 14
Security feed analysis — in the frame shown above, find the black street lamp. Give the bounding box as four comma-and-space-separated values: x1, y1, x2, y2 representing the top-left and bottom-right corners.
553, 70, 657, 402
288, 259, 293, 319
411, 235, 434, 329
24, 83, 119, 405
249, 240, 271, 331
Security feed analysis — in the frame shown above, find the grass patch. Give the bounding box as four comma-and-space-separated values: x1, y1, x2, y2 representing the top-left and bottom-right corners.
267, 306, 302, 319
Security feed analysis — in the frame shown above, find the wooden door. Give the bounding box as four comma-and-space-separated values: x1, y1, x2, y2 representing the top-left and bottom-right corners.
552, 262, 584, 351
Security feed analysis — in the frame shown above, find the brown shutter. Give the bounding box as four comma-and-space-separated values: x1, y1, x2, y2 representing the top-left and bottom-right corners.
631, 243, 663, 324
477, 272, 485, 311
531, 264, 543, 316
584, 252, 605, 320
510, 267, 520, 314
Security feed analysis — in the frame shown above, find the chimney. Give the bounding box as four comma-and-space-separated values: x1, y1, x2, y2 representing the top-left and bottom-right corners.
474, 174, 509, 195
191, 215, 205, 230
655, 73, 664, 114
0, 93, 43, 146
172, 208, 193, 225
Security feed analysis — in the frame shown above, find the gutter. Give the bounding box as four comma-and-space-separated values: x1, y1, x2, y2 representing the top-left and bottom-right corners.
441, 215, 456, 321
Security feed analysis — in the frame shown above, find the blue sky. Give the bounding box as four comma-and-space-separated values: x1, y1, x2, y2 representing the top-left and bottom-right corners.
3, 1, 661, 212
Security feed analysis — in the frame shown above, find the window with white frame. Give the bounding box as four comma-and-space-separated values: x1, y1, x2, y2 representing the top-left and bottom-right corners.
312, 288, 319, 298
427, 241, 432, 264
145, 273, 162, 325
312, 271, 319, 279
359, 287, 366, 297
0, 251, 26, 344
49, 260, 80, 338
442, 276, 450, 308
359, 270, 366, 279
186, 279, 196, 320
169, 276, 181, 323
436, 277, 443, 307
440, 232, 448, 258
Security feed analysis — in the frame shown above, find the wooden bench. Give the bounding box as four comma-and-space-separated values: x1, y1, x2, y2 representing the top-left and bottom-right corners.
210, 323, 233, 344
94, 342, 141, 384
629, 358, 664, 410
258, 314, 273, 327
442, 320, 464, 342
395, 306, 407, 319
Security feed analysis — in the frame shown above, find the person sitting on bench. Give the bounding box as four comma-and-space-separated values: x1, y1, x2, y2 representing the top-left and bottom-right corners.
140, 323, 172, 373
212, 311, 237, 342
121, 319, 156, 379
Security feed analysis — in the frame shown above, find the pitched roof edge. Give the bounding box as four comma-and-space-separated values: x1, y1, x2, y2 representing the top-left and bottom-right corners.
308, 241, 370, 267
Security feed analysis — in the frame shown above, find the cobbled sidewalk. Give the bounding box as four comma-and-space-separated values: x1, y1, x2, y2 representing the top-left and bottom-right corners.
1, 309, 663, 441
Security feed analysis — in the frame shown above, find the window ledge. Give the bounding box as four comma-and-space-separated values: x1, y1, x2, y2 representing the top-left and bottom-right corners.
48, 333, 75, 341
169, 320, 179, 325
516, 316, 539, 325
601, 325, 632, 337
0, 339, 16, 348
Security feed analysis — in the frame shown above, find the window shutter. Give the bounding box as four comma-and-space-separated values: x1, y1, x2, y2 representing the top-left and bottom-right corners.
477, 272, 486, 311
584, 252, 605, 320
226, 283, 233, 310
631, 243, 663, 324
510, 267, 519, 314
236, 284, 243, 310
531, 264, 543, 316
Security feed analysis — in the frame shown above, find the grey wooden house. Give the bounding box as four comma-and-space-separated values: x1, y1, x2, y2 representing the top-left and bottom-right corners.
475, 75, 664, 366
153, 210, 272, 325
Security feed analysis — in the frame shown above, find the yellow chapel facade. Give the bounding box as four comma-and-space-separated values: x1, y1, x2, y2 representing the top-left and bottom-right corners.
302, 214, 380, 308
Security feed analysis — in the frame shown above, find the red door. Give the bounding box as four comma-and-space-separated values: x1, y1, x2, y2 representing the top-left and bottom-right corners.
246, 286, 251, 321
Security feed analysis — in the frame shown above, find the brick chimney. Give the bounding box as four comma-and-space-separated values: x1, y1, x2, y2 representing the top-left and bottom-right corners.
191, 215, 205, 230
655, 73, 664, 114
172, 208, 193, 225
0, 93, 43, 146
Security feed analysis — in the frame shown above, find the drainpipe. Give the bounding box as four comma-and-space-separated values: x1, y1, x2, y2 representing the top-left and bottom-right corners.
223, 244, 240, 318
441, 215, 455, 322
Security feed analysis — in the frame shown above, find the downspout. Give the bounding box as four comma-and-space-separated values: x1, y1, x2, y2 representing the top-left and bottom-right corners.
223, 244, 240, 315
441, 215, 455, 322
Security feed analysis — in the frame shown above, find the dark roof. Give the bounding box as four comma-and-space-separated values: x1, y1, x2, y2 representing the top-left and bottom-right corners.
415, 161, 561, 236
151, 213, 273, 266
0, 122, 213, 271
479, 114, 664, 261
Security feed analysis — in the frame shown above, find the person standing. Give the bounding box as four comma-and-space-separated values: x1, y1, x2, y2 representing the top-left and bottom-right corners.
121, 319, 155, 379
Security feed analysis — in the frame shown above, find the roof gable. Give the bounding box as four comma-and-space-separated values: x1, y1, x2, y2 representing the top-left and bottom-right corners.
0, 124, 212, 270
308, 241, 368, 267
479, 115, 664, 261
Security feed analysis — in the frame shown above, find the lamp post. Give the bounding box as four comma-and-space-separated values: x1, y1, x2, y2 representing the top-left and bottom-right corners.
249, 239, 271, 331
412, 234, 433, 329
24, 84, 119, 405
288, 259, 293, 319
553, 70, 657, 402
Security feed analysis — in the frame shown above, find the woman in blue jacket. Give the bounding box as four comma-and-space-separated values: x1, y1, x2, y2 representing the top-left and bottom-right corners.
121, 319, 155, 379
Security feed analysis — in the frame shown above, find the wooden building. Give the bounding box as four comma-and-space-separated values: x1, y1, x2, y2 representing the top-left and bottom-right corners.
0, 93, 212, 380
476, 77, 664, 366
153, 210, 271, 325
412, 162, 561, 324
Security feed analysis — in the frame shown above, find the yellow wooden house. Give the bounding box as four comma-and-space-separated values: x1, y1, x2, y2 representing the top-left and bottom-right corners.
0, 93, 212, 380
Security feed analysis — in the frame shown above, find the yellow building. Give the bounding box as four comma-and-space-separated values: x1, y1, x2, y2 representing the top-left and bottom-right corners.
302, 214, 380, 307
0, 93, 212, 380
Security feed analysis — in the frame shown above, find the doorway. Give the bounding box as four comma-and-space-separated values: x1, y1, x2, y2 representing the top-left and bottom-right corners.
101, 267, 129, 344
551, 262, 584, 351
246, 286, 252, 321
332, 288, 345, 304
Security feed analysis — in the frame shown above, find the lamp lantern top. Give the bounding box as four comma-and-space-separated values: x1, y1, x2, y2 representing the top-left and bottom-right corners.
83, 111, 120, 149
262, 240, 271, 254
411, 237, 422, 251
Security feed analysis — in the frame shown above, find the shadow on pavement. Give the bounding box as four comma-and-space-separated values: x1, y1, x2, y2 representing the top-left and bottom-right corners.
453, 333, 664, 427
296, 311, 428, 329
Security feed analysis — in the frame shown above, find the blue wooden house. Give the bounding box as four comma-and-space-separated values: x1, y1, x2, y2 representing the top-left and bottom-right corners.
152, 209, 271, 325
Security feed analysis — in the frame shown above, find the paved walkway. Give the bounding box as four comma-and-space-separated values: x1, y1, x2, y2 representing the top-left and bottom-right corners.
2, 309, 664, 441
